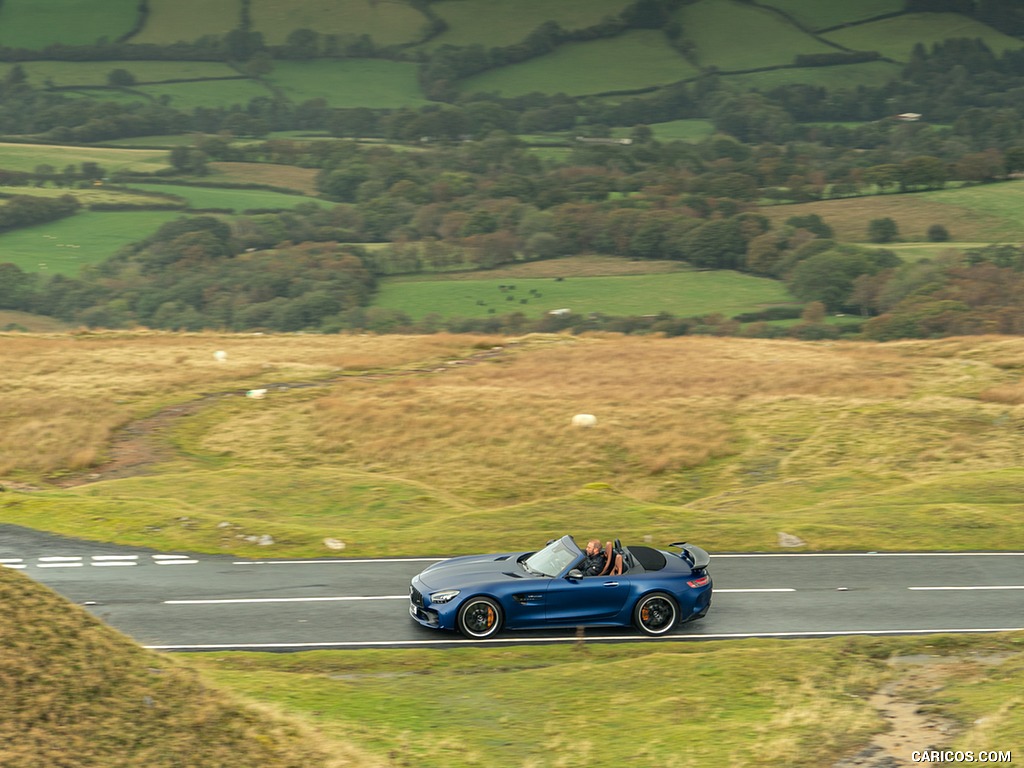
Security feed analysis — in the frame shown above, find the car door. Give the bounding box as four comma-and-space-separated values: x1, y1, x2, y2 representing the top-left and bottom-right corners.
544, 571, 632, 625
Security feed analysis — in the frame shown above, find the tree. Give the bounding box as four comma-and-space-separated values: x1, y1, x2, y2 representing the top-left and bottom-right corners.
867, 217, 899, 244
168, 146, 208, 175
681, 219, 747, 269
927, 224, 950, 242
106, 69, 136, 87
788, 246, 897, 311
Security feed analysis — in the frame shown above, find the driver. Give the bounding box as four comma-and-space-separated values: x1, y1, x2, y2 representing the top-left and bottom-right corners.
579, 538, 608, 576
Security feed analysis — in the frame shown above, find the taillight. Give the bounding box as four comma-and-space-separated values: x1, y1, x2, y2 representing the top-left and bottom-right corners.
687, 575, 710, 588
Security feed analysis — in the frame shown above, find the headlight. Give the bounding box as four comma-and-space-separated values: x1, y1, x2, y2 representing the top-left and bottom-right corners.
429, 589, 461, 604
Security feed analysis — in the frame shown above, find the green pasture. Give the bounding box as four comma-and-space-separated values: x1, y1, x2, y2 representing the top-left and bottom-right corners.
127, 0, 240, 44
758, 180, 1024, 243
374, 269, 793, 320
119, 182, 326, 212
92, 135, 203, 149
637, 119, 716, 142
249, 0, 428, 47
724, 60, 902, 91
263, 60, 430, 109
188, 634, 1024, 768
129, 79, 273, 110
0, 0, 138, 49
56, 88, 151, 106
823, 13, 1024, 62
0, 210, 180, 275
757, 0, 903, 30
881, 242, 993, 261
3, 61, 238, 88
426, 0, 632, 48
677, 0, 836, 71
0, 142, 170, 174
460, 31, 695, 98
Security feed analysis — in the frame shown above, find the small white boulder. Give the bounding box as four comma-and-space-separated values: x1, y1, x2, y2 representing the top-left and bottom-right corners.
571, 413, 598, 428
213, 350, 228, 362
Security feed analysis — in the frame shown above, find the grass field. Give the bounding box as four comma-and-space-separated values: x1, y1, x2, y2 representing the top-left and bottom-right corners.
1, 331, 1023, 766
373, 268, 793, 320
186, 633, 1024, 767
676, 0, 837, 71
205, 161, 321, 195
0, 0, 138, 49
130, 79, 274, 110
427, 0, 632, 48
758, 181, 1024, 243
118, 182, 326, 212
0, 210, 181, 275
461, 30, 695, 98
3, 333, 1024, 556
0, 184, 173, 206
127, 0, 241, 44
249, 0, 428, 47
757, 0, 904, 30
621, 119, 716, 143
0, 142, 170, 174
823, 13, 1024, 61
1, 61, 239, 88
263, 60, 430, 109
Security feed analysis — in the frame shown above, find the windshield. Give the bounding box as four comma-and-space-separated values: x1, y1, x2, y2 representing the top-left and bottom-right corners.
523, 537, 580, 578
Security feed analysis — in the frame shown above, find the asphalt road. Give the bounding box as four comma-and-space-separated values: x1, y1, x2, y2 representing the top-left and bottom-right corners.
3, 524, 1022, 650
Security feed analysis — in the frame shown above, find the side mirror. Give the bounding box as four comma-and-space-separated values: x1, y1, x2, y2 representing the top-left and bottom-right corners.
567, 569, 583, 580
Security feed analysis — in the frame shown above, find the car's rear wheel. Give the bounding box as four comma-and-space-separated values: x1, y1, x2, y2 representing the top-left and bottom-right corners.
633, 592, 678, 636
457, 596, 503, 639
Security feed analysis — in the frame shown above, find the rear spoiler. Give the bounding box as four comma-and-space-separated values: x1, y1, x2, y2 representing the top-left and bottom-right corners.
669, 542, 710, 571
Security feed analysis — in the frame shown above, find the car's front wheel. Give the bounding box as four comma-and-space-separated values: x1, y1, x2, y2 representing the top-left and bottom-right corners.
457, 596, 503, 639
633, 592, 678, 636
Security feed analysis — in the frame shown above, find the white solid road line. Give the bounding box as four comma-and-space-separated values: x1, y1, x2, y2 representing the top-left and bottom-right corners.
233, 558, 445, 565
715, 552, 1024, 558
165, 595, 409, 605
909, 585, 1024, 591
92, 555, 139, 561
39, 556, 82, 562
144, 626, 1024, 651
38, 562, 84, 568
717, 588, 795, 593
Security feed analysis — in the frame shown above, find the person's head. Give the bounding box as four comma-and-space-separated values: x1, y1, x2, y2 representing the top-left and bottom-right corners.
586, 539, 602, 556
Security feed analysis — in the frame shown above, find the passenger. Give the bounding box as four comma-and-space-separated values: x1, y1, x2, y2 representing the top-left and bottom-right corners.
579, 538, 608, 576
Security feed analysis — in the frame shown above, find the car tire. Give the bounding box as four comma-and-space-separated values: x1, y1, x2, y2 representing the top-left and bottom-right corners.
633, 592, 678, 636
457, 596, 503, 639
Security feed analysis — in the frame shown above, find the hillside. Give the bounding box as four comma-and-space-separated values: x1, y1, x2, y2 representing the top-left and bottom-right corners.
0, 565, 371, 767
0, 0, 1019, 110
0, 330, 1022, 765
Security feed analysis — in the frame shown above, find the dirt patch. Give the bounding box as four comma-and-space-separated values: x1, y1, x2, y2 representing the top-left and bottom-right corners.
834, 653, 1011, 767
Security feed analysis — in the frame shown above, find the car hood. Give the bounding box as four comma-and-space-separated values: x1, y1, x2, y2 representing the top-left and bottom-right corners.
415, 552, 530, 591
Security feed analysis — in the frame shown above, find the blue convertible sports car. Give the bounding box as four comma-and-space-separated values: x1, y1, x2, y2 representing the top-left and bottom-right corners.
409, 535, 712, 639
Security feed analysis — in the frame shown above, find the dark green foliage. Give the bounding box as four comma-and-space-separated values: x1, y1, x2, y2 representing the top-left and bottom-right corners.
0, 194, 80, 232
785, 214, 833, 240
927, 223, 950, 242
867, 217, 899, 244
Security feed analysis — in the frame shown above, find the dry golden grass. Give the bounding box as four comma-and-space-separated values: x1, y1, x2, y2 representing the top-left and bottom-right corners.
4, 331, 1024, 553
306, 335, 917, 501
0, 566, 369, 767
0, 331, 497, 478
758, 194, 1022, 242
206, 161, 321, 195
